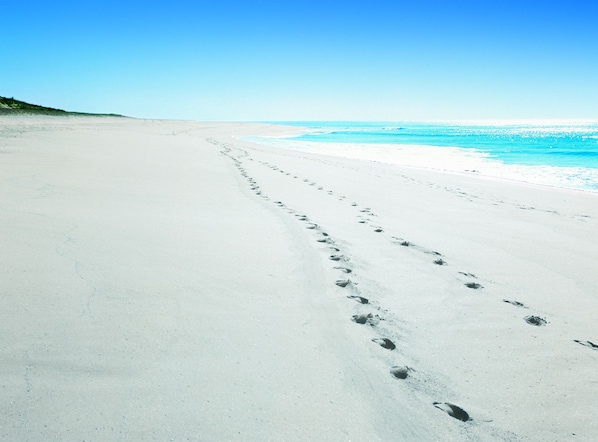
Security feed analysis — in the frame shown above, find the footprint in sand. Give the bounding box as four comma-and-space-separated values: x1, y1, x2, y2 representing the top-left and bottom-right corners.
390, 366, 412, 379
373, 228, 383, 233
465, 282, 483, 289
574, 340, 598, 350
347, 295, 369, 304
524, 315, 547, 326
372, 338, 396, 350
329, 254, 344, 261
334, 266, 352, 273
351, 313, 373, 324
433, 402, 471, 422
503, 299, 527, 308
335, 279, 352, 288
434, 258, 447, 266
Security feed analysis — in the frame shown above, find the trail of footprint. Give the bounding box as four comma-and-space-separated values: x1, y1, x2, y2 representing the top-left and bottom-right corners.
218, 142, 494, 427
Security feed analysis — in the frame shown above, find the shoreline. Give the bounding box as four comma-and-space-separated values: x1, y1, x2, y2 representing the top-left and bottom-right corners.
2, 117, 597, 440
243, 135, 598, 193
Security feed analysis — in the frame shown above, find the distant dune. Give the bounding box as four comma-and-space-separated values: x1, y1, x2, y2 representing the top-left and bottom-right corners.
0, 96, 123, 116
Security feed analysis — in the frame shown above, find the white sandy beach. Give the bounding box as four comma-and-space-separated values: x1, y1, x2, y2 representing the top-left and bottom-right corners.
1, 117, 597, 441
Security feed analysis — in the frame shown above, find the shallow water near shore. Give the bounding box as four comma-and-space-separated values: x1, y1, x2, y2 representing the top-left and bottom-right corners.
249, 120, 598, 191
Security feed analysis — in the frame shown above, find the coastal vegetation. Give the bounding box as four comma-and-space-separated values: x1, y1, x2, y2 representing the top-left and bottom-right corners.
0, 96, 123, 116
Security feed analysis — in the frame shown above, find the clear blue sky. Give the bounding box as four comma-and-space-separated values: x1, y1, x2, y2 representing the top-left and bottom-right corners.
2, 1, 597, 121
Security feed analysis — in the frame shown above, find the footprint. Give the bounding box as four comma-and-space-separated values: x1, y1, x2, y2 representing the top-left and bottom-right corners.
334, 266, 352, 273
329, 254, 344, 261
390, 366, 411, 379
372, 338, 396, 350
351, 313, 373, 324
574, 340, 598, 350
524, 315, 547, 326
347, 295, 369, 304
459, 272, 476, 278
317, 238, 334, 244
373, 228, 383, 233
465, 282, 483, 289
306, 223, 318, 230
503, 299, 527, 308
433, 402, 471, 422
434, 258, 447, 266
335, 279, 352, 288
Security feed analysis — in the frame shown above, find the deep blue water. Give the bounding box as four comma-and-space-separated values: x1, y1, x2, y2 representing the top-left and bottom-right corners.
275, 121, 598, 169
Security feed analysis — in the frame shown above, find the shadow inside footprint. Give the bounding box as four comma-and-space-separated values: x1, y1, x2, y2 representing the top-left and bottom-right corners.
503, 299, 527, 308
465, 282, 483, 289
372, 338, 396, 350
433, 402, 471, 422
574, 340, 598, 350
347, 295, 369, 304
329, 254, 344, 261
351, 313, 373, 324
335, 279, 351, 288
434, 258, 447, 266
524, 315, 547, 326
334, 266, 352, 273
374, 228, 383, 233
390, 366, 411, 379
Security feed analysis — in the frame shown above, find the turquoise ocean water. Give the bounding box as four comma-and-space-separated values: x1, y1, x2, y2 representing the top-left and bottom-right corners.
250, 121, 598, 192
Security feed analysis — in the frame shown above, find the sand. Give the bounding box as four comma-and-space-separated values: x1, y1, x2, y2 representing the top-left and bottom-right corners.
1, 117, 597, 441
